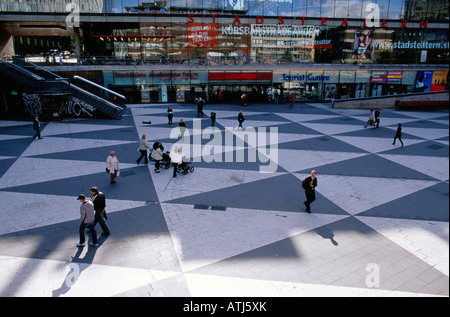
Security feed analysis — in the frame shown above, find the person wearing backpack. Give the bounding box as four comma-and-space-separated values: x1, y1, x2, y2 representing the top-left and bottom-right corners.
302, 170, 317, 213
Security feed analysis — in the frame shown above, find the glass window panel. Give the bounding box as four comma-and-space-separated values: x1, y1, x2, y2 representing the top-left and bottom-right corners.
321, 0, 336, 18
347, 0, 364, 19
334, 0, 349, 18
292, 0, 307, 17
306, 0, 321, 16
388, 0, 405, 19
374, 0, 389, 19
248, 0, 265, 15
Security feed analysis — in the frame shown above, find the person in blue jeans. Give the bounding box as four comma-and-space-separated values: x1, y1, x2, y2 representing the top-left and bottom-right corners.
76, 194, 98, 247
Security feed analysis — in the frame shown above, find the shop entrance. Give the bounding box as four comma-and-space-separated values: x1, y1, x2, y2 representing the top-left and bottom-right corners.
209, 84, 270, 104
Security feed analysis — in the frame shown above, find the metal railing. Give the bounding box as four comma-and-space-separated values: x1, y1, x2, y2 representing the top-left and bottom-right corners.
4, 57, 127, 119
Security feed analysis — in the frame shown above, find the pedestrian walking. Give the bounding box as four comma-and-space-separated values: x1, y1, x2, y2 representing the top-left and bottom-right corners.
210, 112, 216, 127
364, 109, 376, 129
136, 134, 150, 165
152, 141, 163, 173
179, 119, 187, 141
241, 93, 247, 107
76, 194, 98, 247
290, 93, 295, 108
33, 115, 43, 140
167, 107, 173, 127
90, 187, 111, 237
106, 151, 120, 184
196, 97, 205, 117
392, 123, 404, 147
302, 170, 318, 213
170, 146, 183, 178
237, 110, 245, 131
374, 108, 381, 128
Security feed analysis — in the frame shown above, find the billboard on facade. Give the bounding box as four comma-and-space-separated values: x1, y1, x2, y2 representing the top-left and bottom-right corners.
430, 71, 448, 92
352, 29, 374, 60
415, 71, 433, 92
188, 23, 218, 48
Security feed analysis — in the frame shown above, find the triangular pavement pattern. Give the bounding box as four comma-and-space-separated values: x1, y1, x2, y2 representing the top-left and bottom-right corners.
333, 135, 426, 154
295, 153, 438, 181
21, 137, 137, 157
0, 157, 138, 189
275, 112, 341, 123
355, 216, 449, 277
167, 173, 349, 215
294, 173, 439, 215
379, 154, 449, 181
0, 191, 147, 236
300, 122, 369, 135
272, 149, 368, 173
189, 216, 449, 296
160, 202, 349, 272
151, 167, 287, 203
356, 181, 449, 222
41, 122, 133, 137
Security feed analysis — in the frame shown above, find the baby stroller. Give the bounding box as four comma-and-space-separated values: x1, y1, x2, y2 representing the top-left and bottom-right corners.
149, 142, 171, 169
160, 151, 171, 169
176, 159, 195, 175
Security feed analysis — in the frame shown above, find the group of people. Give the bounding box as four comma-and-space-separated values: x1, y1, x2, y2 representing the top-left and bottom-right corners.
27, 99, 411, 248
76, 187, 111, 247
363, 108, 404, 146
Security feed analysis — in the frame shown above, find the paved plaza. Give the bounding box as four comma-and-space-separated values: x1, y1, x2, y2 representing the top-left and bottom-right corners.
0, 102, 448, 297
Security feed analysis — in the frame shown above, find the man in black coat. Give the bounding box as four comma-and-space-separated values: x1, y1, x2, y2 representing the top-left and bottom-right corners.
237, 110, 245, 131
196, 97, 205, 117
33, 115, 43, 140
90, 187, 111, 236
303, 170, 318, 213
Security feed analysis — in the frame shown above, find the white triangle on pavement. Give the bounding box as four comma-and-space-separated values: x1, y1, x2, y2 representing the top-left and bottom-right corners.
0, 157, 137, 189
300, 123, 366, 135
41, 122, 132, 137
274, 149, 369, 173
356, 216, 449, 276
21, 137, 137, 157
160, 202, 349, 272
0, 191, 147, 235
152, 167, 286, 203
333, 136, 426, 154
291, 174, 439, 216
378, 154, 450, 181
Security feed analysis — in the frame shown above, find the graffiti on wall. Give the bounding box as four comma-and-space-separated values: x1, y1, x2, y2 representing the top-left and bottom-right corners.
22, 93, 42, 116
65, 96, 95, 117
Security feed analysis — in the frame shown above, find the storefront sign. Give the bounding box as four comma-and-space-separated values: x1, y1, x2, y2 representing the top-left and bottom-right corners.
371, 71, 387, 82
371, 71, 403, 83
281, 73, 331, 82
386, 71, 403, 83
222, 24, 320, 37
188, 23, 218, 48
113, 71, 201, 85
209, 72, 272, 81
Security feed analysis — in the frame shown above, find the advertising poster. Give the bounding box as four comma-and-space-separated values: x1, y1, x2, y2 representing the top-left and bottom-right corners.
415, 71, 433, 92
352, 29, 373, 60
188, 23, 218, 48
430, 71, 448, 92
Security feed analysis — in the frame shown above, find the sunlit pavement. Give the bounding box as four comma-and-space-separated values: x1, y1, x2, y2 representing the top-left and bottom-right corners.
0, 102, 448, 297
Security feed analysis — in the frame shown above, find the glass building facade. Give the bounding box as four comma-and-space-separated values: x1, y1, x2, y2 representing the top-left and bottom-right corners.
0, 0, 448, 104
0, 0, 449, 20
